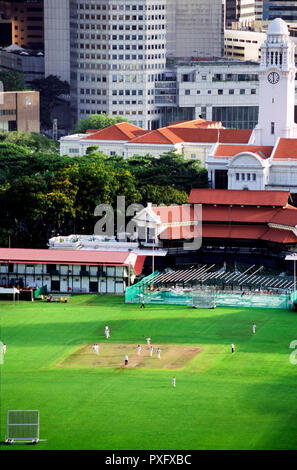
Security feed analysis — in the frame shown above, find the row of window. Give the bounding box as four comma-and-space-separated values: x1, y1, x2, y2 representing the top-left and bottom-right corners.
185, 88, 257, 95
79, 33, 159, 40
236, 173, 257, 181
78, 4, 165, 11
0, 109, 16, 116
77, 23, 165, 31
112, 101, 144, 106
78, 73, 161, 82
78, 62, 164, 70
79, 14, 165, 21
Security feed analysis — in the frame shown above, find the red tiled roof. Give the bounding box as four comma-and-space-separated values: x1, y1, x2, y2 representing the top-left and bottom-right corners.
83, 122, 145, 141
159, 224, 267, 240
202, 206, 279, 223
202, 224, 268, 240
152, 205, 195, 223
272, 138, 297, 159
129, 128, 184, 145
133, 255, 146, 275
168, 119, 222, 129
260, 228, 297, 243
151, 203, 297, 226
159, 224, 200, 240
0, 248, 134, 266
188, 189, 290, 207
269, 207, 297, 226
128, 126, 252, 145
214, 145, 273, 159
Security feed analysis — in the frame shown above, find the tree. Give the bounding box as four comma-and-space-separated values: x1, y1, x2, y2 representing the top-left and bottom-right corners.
0, 131, 58, 153
0, 70, 25, 92
74, 114, 130, 134
30, 75, 70, 128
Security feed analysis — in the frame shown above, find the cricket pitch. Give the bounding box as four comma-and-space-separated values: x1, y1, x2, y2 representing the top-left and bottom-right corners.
57, 343, 202, 369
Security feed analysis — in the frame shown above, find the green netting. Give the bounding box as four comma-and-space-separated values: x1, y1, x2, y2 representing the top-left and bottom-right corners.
34, 285, 48, 300
125, 272, 294, 309
125, 271, 159, 303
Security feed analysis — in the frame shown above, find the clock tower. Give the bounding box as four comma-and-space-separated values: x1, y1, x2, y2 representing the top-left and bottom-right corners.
254, 18, 297, 145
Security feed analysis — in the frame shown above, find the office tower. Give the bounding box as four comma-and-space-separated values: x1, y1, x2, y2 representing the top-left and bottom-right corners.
0, 0, 44, 49
45, 0, 167, 130
255, 0, 263, 20
266, 1, 297, 22
225, 0, 255, 28
166, 0, 225, 58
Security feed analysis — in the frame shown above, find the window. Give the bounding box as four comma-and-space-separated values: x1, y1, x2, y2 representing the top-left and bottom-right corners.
252, 173, 256, 181
236, 173, 239, 181
218, 89, 223, 95
240, 89, 245, 95
185, 89, 190, 95
241, 173, 245, 181
251, 89, 256, 94
271, 122, 275, 135
229, 89, 234, 95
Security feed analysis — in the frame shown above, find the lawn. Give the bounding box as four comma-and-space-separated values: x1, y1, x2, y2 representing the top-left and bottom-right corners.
0, 294, 297, 450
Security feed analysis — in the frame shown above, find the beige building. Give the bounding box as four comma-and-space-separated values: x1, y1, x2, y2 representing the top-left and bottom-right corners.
224, 28, 265, 60
0, 90, 40, 132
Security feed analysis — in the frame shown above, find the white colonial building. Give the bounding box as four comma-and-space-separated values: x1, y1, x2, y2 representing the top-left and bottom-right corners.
207, 18, 297, 193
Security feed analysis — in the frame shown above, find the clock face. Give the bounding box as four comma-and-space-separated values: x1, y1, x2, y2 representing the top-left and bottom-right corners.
267, 72, 280, 84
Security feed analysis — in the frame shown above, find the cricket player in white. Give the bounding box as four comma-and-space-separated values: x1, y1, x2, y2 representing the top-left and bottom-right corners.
231, 343, 235, 353
105, 326, 110, 338
137, 345, 141, 355
146, 337, 151, 345
252, 323, 256, 334
172, 377, 176, 387
157, 347, 161, 358
3, 344, 6, 354
149, 346, 153, 356
94, 344, 99, 354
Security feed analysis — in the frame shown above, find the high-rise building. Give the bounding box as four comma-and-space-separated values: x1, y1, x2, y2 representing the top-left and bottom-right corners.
45, 0, 167, 130
255, 0, 263, 20
166, 0, 225, 58
0, 1, 44, 49
45, 0, 227, 129
225, 0, 255, 28
266, 1, 297, 23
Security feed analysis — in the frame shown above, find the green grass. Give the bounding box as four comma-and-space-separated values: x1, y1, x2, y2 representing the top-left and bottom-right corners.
1, 294, 297, 450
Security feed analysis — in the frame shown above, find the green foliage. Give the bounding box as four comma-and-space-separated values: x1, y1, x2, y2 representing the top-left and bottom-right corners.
0, 131, 58, 152
74, 113, 129, 133
0, 140, 208, 247
0, 70, 25, 91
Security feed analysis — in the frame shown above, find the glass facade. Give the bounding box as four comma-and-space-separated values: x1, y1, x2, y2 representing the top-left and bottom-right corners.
212, 106, 259, 129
